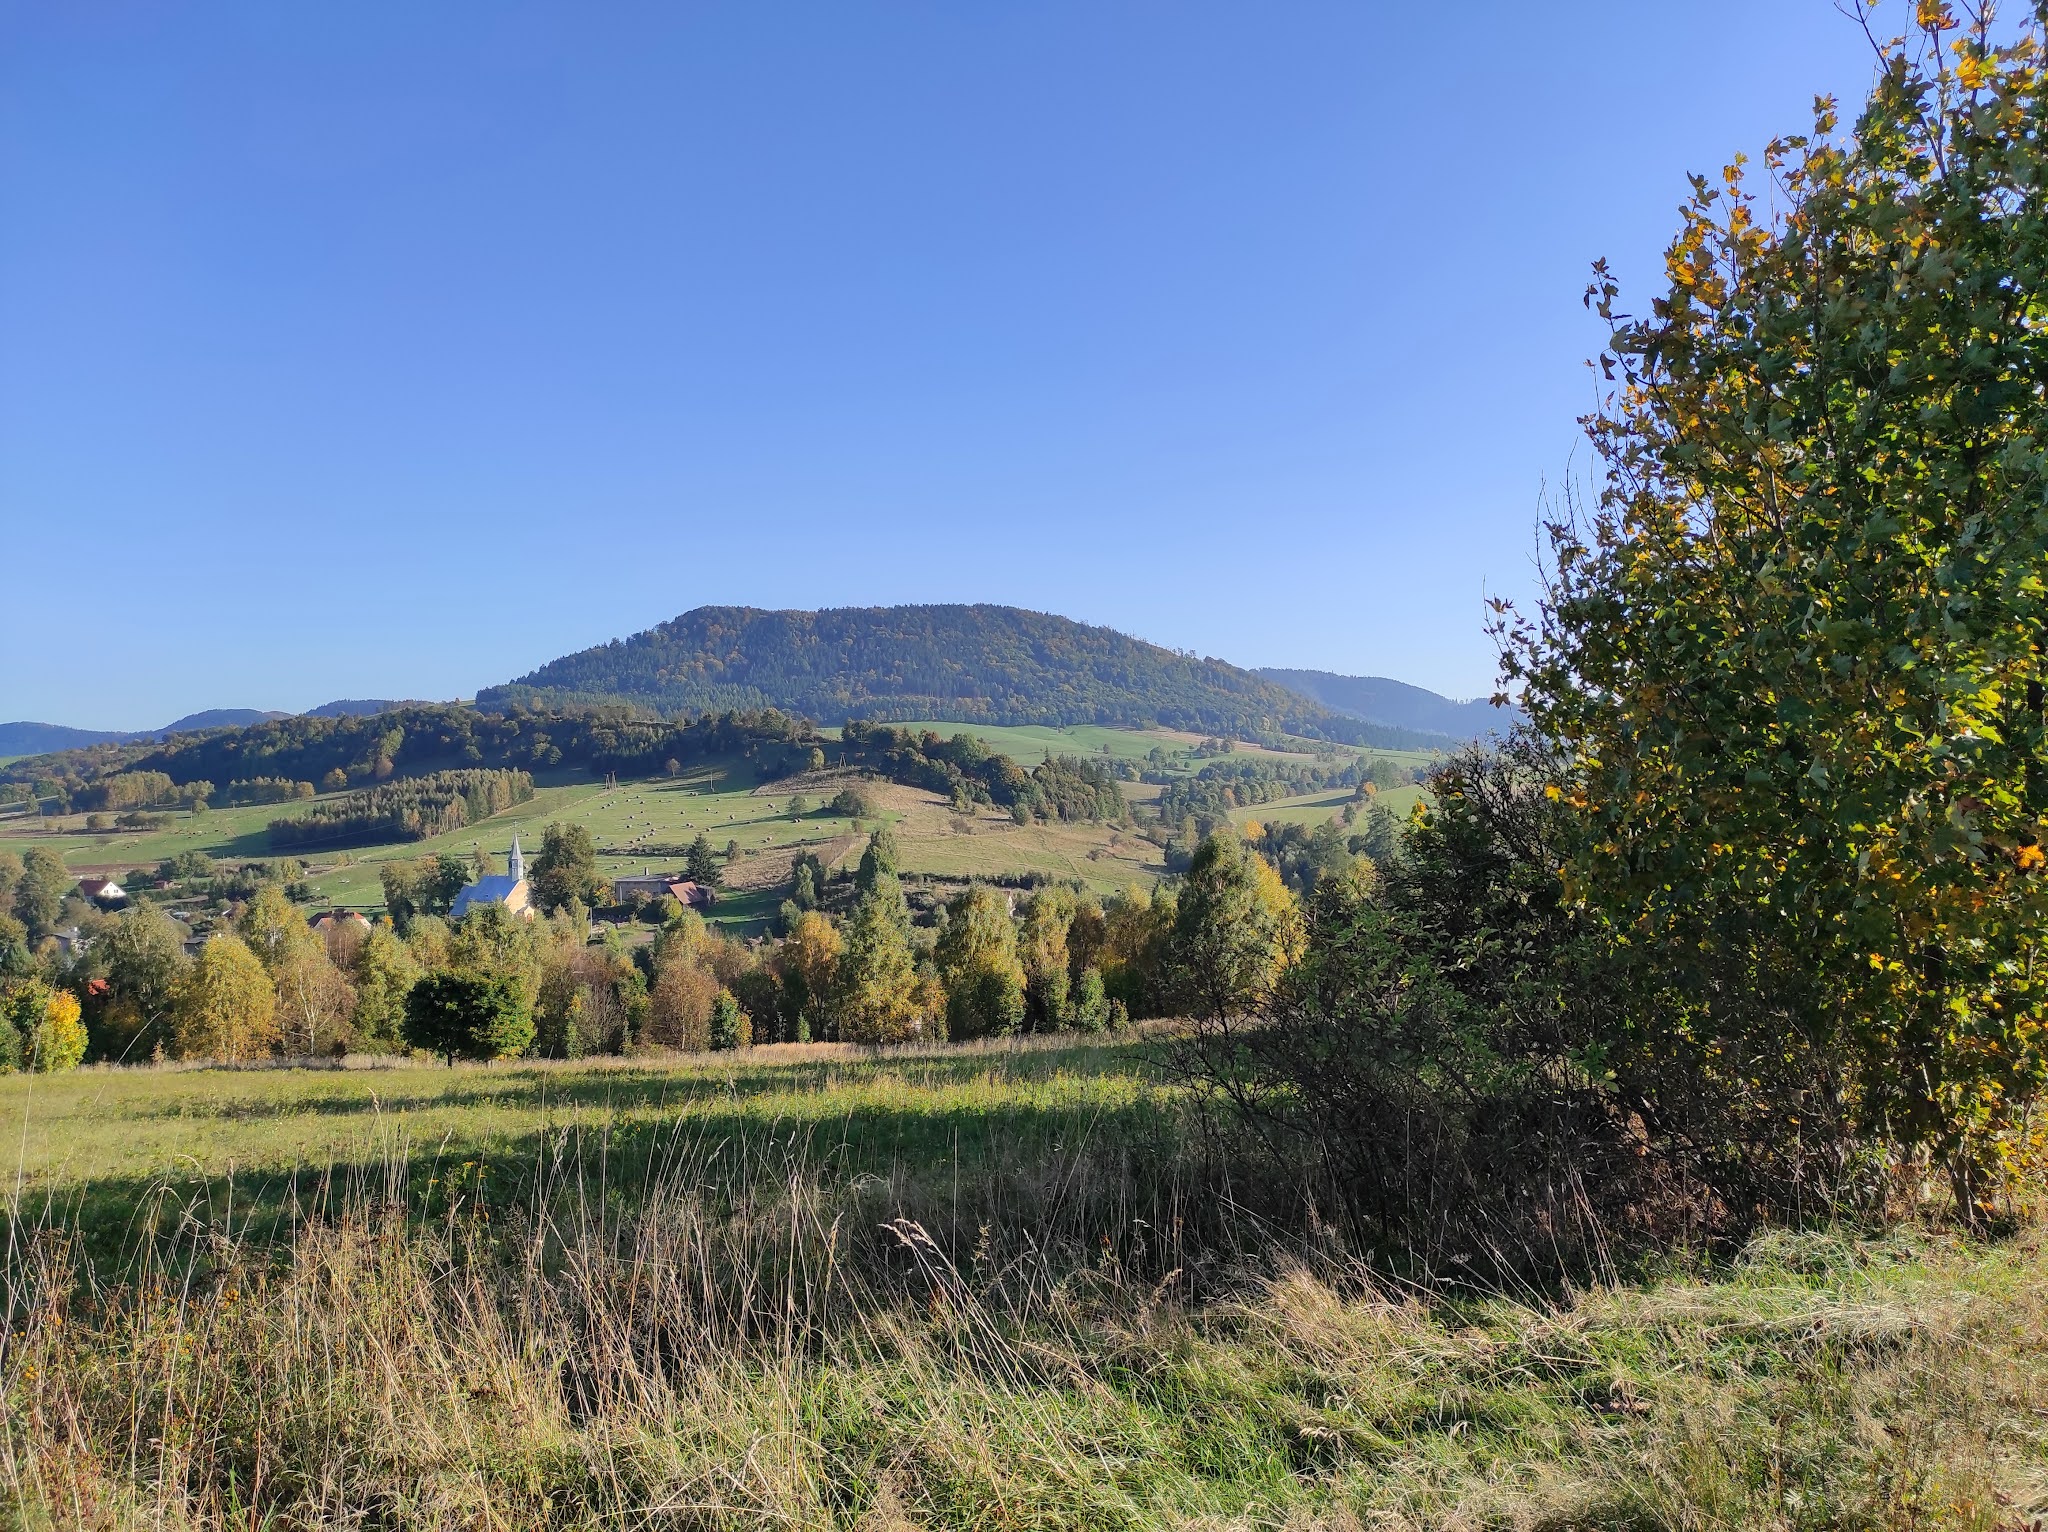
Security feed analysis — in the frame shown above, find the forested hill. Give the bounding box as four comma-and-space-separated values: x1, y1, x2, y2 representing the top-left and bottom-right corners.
479, 604, 1425, 746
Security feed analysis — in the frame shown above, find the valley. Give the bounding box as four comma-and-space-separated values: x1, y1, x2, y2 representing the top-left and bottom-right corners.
11, 6, 2043, 1523
0, 715, 1402, 928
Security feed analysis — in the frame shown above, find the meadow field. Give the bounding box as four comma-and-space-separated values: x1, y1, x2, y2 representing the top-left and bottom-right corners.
1229, 783, 1429, 831
2, 1039, 2040, 1528
0, 724, 1259, 920
875, 720, 1438, 777
0, 767, 1169, 925
0, 761, 881, 913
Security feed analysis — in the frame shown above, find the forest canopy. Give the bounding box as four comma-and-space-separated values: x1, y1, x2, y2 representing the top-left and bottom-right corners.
477, 603, 1438, 747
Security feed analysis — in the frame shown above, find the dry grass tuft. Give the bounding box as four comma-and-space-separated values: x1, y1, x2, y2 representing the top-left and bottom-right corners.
2, 1052, 2044, 1529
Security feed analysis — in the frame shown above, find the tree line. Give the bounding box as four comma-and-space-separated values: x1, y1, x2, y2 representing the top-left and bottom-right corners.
4, 802, 1312, 1072
0, 703, 821, 804
268, 769, 535, 850
837, 723, 1126, 822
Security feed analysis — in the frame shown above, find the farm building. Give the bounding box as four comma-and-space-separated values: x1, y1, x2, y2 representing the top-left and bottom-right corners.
309, 910, 372, 933
611, 872, 713, 910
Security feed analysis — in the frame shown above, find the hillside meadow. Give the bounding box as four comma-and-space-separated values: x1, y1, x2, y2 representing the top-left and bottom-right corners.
1229, 784, 1428, 833
0, 730, 1229, 919
3, 1038, 2042, 1528
867, 721, 1431, 775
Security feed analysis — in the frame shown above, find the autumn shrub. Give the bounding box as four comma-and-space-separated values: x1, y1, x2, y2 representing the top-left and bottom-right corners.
1491, 12, 2048, 1216
1173, 743, 1659, 1276
1192, 10, 2048, 1258
26, 988, 86, 1073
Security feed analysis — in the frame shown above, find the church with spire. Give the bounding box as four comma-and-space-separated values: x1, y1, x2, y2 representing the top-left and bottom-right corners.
449, 834, 535, 920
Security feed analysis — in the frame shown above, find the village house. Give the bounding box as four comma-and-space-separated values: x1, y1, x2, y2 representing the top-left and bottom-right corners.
309, 910, 372, 934
611, 870, 713, 910
75, 876, 126, 907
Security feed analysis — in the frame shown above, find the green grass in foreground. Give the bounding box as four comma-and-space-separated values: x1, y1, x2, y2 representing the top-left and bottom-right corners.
1, 1037, 1157, 1259
3, 1039, 2045, 1528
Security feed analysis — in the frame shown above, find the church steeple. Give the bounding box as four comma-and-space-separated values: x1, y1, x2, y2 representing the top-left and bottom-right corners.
508, 835, 525, 884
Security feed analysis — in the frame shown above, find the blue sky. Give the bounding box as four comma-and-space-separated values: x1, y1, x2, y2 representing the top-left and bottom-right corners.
3, 3, 1890, 728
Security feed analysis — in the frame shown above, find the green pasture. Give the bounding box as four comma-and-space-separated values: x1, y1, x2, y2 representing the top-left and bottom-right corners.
876, 720, 1393, 773
1228, 782, 1429, 832
895, 818, 1164, 894
303, 763, 895, 910
0, 762, 898, 920
0, 796, 296, 871
0, 1037, 1160, 1258
5, 1038, 2037, 1530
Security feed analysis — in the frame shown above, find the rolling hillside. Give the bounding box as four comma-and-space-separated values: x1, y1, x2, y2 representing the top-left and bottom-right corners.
480, 604, 1445, 748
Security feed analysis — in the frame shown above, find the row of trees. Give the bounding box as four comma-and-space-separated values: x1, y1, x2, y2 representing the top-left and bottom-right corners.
80, 772, 319, 812
1150, 751, 1411, 830
21, 808, 1313, 1069
270, 769, 535, 849
0, 703, 823, 806
837, 724, 1128, 822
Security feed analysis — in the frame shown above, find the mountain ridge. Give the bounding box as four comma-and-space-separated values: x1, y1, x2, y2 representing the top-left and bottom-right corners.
2, 628, 1513, 765
0, 706, 386, 758
1255, 668, 1514, 741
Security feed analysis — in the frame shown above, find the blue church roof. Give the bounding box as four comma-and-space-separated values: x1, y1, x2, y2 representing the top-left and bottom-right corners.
451, 875, 522, 918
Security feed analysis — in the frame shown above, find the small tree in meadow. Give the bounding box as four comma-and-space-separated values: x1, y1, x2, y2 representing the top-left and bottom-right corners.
402, 971, 534, 1065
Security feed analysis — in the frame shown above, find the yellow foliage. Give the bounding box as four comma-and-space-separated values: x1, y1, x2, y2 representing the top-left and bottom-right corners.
31, 989, 87, 1073
174, 934, 280, 1063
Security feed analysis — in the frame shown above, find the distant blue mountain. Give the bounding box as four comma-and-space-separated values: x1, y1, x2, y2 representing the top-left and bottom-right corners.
1255, 669, 1517, 743
303, 699, 425, 719
0, 709, 290, 757
0, 722, 134, 756
159, 709, 289, 734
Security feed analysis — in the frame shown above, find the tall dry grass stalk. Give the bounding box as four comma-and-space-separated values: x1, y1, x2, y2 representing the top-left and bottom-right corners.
2, 1128, 2043, 1529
